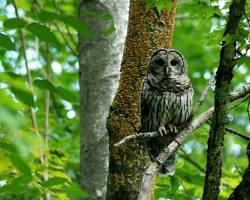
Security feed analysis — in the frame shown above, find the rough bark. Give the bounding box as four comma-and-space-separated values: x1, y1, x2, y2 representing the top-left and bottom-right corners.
202, 0, 246, 199
106, 0, 177, 199
228, 142, 250, 200
78, 0, 129, 199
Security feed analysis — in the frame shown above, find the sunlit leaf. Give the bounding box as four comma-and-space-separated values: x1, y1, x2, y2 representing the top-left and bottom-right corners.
0, 33, 15, 50
16, 0, 31, 10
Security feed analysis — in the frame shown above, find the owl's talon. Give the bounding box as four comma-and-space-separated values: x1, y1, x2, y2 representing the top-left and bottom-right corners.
167, 124, 178, 134
158, 126, 168, 136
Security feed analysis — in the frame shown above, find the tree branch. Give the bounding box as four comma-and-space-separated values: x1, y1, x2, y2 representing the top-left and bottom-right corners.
226, 127, 250, 141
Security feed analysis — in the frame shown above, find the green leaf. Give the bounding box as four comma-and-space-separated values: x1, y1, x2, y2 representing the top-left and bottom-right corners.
37, 10, 91, 39
16, 0, 31, 10
0, 33, 15, 50
33, 79, 57, 92
56, 86, 77, 103
9, 154, 32, 176
4, 18, 27, 29
26, 23, 61, 48
156, 0, 171, 11
60, 15, 92, 39
170, 176, 179, 193
37, 10, 60, 22
12, 174, 32, 185
43, 177, 68, 188
64, 183, 88, 198
102, 23, 115, 36
0, 183, 28, 194
146, 0, 154, 10
237, 56, 250, 66
10, 87, 35, 107
0, 142, 18, 153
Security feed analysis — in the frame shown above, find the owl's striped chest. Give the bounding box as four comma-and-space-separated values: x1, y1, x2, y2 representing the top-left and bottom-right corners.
141, 82, 193, 131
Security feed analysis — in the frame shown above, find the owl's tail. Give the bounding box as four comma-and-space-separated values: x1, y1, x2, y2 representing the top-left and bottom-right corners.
159, 153, 175, 175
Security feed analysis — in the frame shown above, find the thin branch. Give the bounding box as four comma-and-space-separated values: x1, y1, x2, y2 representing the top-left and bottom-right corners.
228, 93, 250, 110
179, 149, 205, 173
12, 0, 39, 132
192, 73, 215, 115
43, 44, 51, 200
226, 127, 250, 141
114, 131, 158, 146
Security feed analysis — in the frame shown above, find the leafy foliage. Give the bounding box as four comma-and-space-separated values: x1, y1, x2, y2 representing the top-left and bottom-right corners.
0, 0, 86, 199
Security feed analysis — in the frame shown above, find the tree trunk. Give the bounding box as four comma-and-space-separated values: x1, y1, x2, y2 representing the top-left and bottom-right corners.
106, 0, 177, 199
78, 0, 129, 199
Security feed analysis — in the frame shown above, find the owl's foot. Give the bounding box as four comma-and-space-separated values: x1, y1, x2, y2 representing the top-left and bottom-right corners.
158, 126, 168, 136
166, 124, 178, 134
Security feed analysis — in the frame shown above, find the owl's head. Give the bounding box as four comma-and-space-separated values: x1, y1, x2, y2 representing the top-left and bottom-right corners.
148, 48, 188, 78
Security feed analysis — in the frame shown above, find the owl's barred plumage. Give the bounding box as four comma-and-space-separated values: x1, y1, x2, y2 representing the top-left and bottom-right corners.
141, 48, 193, 174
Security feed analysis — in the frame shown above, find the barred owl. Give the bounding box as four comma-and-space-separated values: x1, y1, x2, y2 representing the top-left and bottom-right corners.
141, 48, 193, 174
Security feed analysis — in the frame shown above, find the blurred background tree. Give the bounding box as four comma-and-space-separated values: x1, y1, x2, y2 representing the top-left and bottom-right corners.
0, 0, 249, 199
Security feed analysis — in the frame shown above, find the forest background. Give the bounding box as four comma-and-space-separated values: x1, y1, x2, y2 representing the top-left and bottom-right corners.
0, 0, 249, 199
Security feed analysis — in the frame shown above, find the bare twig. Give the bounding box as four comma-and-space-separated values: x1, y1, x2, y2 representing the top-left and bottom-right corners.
226, 127, 250, 141
179, 149, 205, 173
114, 131, 158, 146
192, 73, 215, 115
206, 120, 250, 141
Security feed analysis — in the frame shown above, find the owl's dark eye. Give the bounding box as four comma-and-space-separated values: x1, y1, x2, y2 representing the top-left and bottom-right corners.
170, 59, 179, 66
156, 58, 165, 66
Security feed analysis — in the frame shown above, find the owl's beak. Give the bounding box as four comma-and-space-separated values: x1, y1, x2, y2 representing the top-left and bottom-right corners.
160, 55, 169, 74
